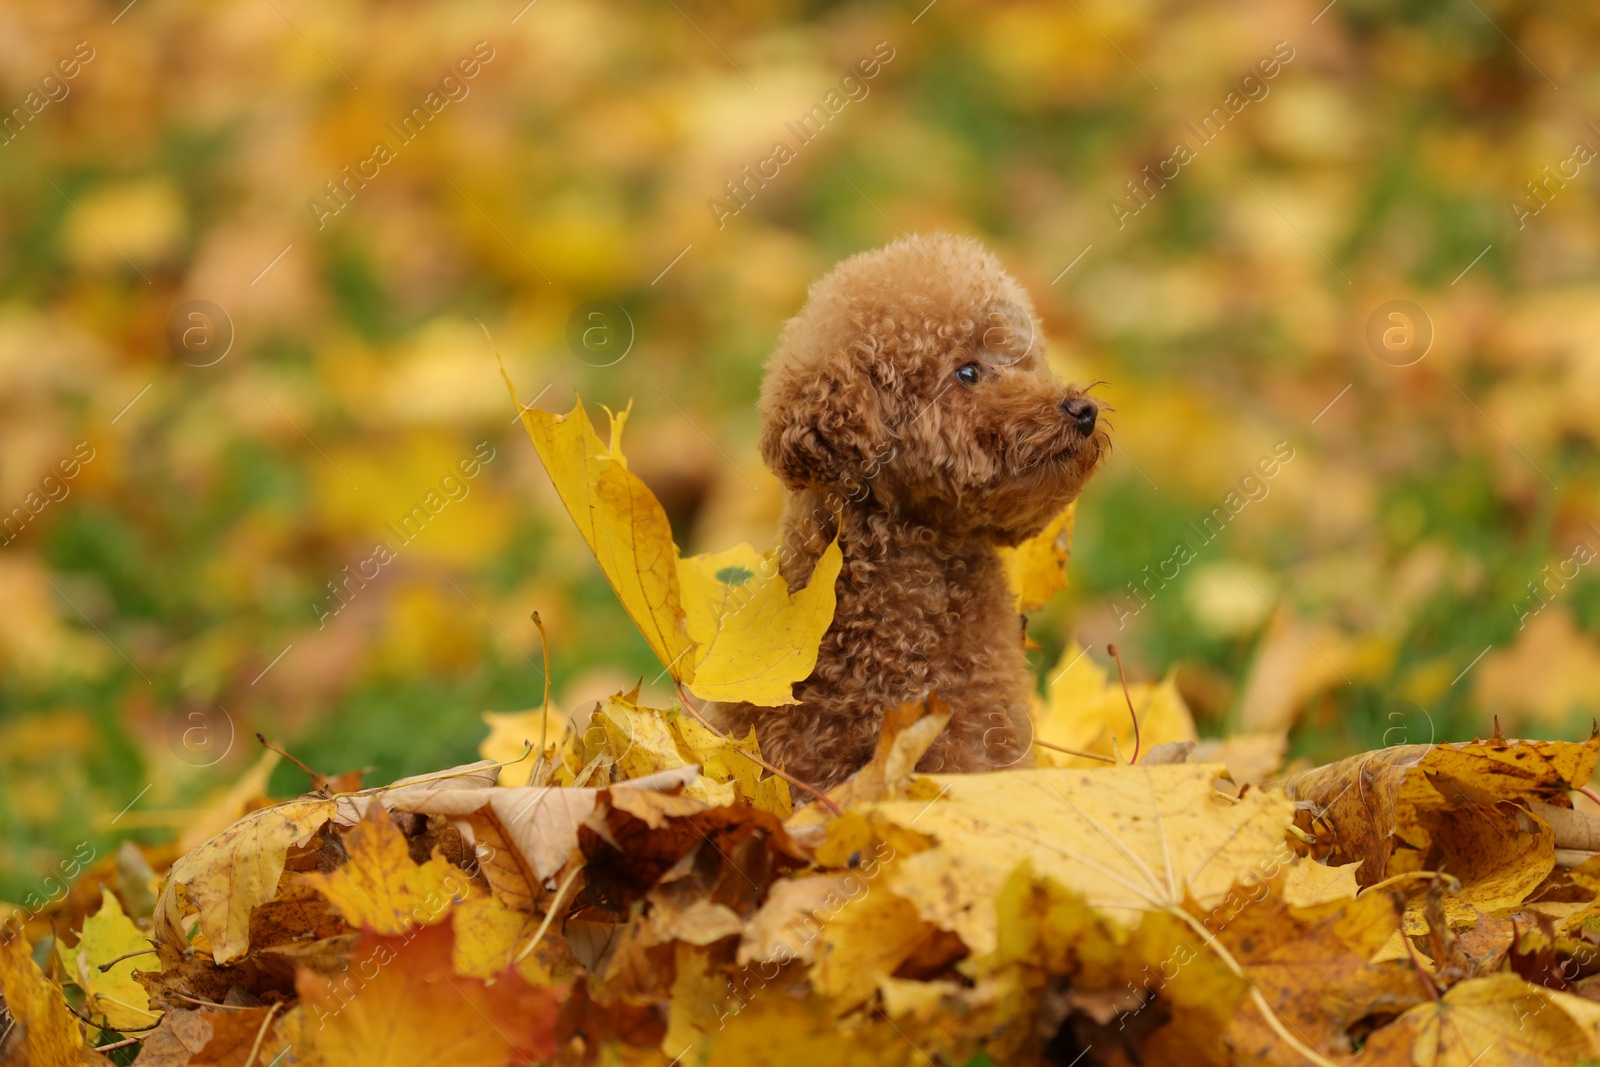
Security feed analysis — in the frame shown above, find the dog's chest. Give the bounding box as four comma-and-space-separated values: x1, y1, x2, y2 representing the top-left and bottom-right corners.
830, 539, 1012, 674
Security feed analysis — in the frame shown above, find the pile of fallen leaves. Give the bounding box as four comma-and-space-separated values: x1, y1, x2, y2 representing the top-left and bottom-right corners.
12, 395, 1600, 1067
11, 704, 1600, 1066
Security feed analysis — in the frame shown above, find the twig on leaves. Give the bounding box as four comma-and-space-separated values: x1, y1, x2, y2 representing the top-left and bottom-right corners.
1398, 913, 1442, 1003
242, 1002, 284, 1067
93, 1036, 141, 1053
1107, 644, 1141, 765
255, 733, 325, 785
56, 989, 161, 1032
1032, 739, 1117, 764
97, 945, 157, 972
529, 610, 554, 788
672, 680, 842, 816
514, 862, 586, 965
1356, 870, 1441, 897
169, 991, 260, 1011
336, 743, 533, 800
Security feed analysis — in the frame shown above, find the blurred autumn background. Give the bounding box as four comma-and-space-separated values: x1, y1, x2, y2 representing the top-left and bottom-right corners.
3, 0, 1599, 900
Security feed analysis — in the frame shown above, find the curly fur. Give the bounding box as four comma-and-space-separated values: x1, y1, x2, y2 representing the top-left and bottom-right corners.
706, 233, 1107, 793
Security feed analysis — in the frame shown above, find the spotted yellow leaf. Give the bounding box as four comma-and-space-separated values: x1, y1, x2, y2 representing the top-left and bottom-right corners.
677, 539, 842, 706
154, 795, 337, 965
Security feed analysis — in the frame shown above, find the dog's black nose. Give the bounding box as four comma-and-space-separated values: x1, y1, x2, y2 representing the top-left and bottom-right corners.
1062, 396, 1098, 435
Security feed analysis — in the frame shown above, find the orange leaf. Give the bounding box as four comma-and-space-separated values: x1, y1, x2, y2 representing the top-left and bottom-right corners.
293, 920, 563, 1067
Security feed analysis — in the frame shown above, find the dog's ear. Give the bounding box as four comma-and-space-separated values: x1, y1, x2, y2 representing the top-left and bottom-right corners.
759, 368, 845, 490
760, 357, 888, 492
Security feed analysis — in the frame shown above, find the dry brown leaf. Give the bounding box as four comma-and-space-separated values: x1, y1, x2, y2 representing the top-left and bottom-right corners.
1204, 887, 1424, 1062
374, 764, 700, 883
737, 874, 863, 966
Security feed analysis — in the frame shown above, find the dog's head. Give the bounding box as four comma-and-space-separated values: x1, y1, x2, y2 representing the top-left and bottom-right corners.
760, 233, 1107, 544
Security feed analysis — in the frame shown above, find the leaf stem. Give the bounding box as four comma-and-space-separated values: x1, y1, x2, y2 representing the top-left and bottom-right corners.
254, 733, 323, 786
1107, 644, 1141, 765
93, 1036, 141, 1053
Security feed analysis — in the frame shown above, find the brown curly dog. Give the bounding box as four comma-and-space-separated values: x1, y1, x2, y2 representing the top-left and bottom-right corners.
706, 233, 1107, 793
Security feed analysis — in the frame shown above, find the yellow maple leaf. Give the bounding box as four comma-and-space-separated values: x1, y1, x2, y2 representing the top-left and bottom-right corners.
480, 704, 571, 787
505, 384, 695, 683
59, 887, 161, 1031
298, 801, 475, 935
849, 766, 1337, 1065
502, 376, 841, 707
529, 690, 792, 815
1282, 859, 1361, 907
868, 764, 1295, 952
810, 885, 933, 1008
590, 695, 738, 806
697, 979, 921, 1067
998, 500, 1076, 614
674, 711, 793, 818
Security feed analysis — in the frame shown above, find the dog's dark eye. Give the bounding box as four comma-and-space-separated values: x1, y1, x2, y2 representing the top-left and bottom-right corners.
956, 362, 981, 385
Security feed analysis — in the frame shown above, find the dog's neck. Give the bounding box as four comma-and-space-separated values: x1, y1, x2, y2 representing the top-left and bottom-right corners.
776, 486, 1003, 593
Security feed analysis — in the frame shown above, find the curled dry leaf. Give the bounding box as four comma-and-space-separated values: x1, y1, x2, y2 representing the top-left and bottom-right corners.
1283, 734, 1599, 888
377, 764, 701, 884
153, 796, 338, 965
